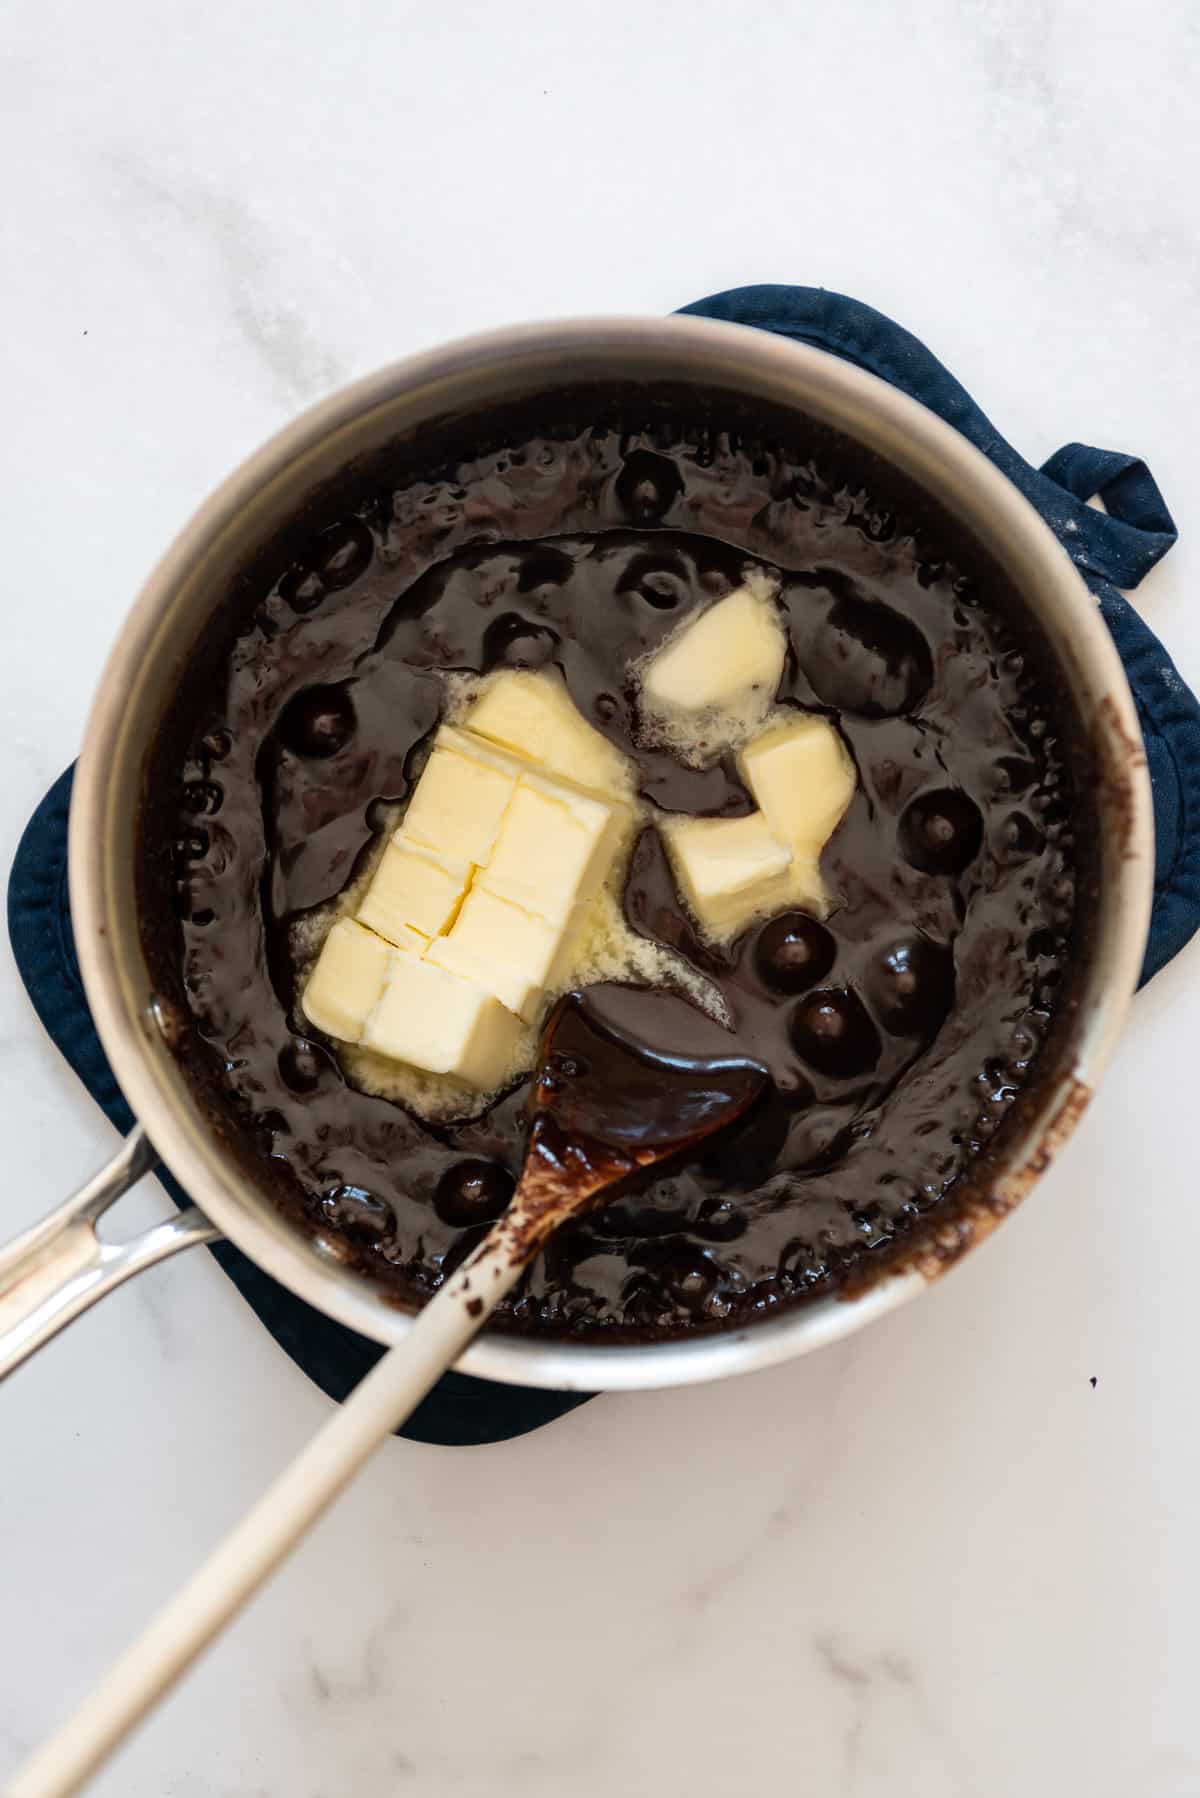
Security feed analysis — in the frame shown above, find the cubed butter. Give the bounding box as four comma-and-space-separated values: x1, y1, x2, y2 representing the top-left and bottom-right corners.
664, 811, 792, 937
356, 837, 467, 944
465, 669, 631, 799
302, 674, 640, 1090
363, 954, 522, 1088
400, 740, 516, 865
423, 886, 562, 1021
301, 919, 393, 1045
640, 579, 786, 719
737, 714, 855, 855
435, 723, 524, 780
478, 772, 623, 926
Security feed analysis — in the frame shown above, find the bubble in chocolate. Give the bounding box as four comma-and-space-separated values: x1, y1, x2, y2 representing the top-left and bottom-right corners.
279, 1038, 335, 1094
321, 1183, 392, 1242
616, 551, 689, 611
201, 726, 233, 761
316, 520, 374, 590
182, 780, 223, 816
864, 934, 955, 1037
790, 988, 881, 1078
900, 787, 984, 874
996, 809, 1045, 863
644, 1243, 722, 1312
614, 449, 684, 523
482, 612, 559, 667
754, 912, 837, 993
861, 506, 895, 543
996, 756, 1038, 796
278, 566, 324, 613
434, 1159, 515, 1228
277, 683, 356, 759
174, 830, 209, 862
805, 589, 933, 717
694, 1196, 747, 1242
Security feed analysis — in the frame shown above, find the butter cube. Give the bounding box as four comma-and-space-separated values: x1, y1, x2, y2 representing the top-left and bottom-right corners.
432, 724, 528, 790
641, 579, 786, 719
479, 772, 623, 926
465, 669, 631, 799
356, 837, 468, 944
363, 954, 522, 1088
738, 715, 855, 856
401, 741, 516, 866
423, 886, 562, 1021
664, 811, 792, 937
301, 919, 393, 1044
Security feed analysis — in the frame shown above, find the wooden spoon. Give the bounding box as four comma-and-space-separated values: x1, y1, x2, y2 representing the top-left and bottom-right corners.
12, 989, 766, 1797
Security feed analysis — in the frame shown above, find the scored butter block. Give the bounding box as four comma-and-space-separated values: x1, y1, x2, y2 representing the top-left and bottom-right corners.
301, 671, 637, 1090
356, 837, 467, 944
362, 953, 522, 1088
737, 714, 856, 859
465, 668, 632, 799
401, 738, 517, 865
423, 885, 561, 1022
640, 579, 786, 722
478, 770, 625, 927
301, 918, 394, 1045
663, 811, 793, 937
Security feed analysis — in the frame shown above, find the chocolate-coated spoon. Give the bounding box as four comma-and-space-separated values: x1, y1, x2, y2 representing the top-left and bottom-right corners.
13, 990, 766, 1798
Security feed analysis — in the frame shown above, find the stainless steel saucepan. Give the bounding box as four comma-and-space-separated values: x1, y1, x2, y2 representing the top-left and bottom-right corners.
0, 315, 1153, 1393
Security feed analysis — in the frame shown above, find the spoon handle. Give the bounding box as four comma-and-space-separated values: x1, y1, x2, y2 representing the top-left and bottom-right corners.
8, 1225, 531, 1798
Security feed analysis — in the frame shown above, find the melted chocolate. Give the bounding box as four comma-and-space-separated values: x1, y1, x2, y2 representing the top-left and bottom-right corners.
149, 413, 1079, 1338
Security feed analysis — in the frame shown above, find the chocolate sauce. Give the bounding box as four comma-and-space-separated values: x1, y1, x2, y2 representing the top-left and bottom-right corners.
148, 411, 1080, 1338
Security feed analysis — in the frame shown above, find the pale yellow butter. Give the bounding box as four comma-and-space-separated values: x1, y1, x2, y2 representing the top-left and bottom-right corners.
435, 723, 524, 780
401, 741, 516, 865
738, 714, 855, 858
465, 668, 631, 799
663, 811, 793, 936
424, 886, 561, 1022
640, 578, 786, 722
356, 837, 467, 943
300, 674, 640, 1093
301, 918, 393, 1045
362, 954, 522, 1088
478, 772, 624, 926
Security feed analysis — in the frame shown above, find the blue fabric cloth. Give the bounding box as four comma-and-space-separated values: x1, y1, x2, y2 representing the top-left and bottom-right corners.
8, 286, 1195, 1445
679, 285, 1196, 982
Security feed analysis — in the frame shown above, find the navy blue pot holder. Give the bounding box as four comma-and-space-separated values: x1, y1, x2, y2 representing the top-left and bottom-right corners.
9, 284, 1198, 1445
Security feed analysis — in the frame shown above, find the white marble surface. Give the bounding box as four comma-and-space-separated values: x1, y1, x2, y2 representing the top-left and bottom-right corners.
2, 1, 1198, 1792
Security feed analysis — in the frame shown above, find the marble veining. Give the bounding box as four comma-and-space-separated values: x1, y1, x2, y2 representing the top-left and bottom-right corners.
108, 153, 347, 407
2, 0, 1199, 1793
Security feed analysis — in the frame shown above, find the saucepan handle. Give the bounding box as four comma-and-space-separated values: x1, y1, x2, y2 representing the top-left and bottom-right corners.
0, 1125, 221, 1382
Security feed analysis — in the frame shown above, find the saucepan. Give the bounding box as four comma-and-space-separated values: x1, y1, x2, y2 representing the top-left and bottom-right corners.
0, 315, 1152, 1394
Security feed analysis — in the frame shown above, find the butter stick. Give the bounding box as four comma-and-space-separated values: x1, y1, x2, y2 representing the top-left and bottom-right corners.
663, 812, 792, 937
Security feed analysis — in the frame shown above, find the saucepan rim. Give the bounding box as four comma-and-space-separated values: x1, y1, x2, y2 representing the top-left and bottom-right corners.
68, 315, 1153, 1392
